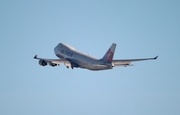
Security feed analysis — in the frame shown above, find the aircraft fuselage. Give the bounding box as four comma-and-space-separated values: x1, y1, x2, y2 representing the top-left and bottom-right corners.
54, 43, 112, 70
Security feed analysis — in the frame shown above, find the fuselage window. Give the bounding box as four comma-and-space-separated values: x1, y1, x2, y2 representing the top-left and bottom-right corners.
60, 50, 64, 53
65, 51, 73, 57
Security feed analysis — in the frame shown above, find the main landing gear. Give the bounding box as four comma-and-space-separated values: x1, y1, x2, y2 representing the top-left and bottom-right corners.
66, 66, 74, 69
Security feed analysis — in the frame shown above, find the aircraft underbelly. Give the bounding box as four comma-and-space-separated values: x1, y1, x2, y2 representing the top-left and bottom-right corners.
86, 63, 112, 70
88, 66, 111, 71
55, 51, 112, 70
75, 61, 106, 70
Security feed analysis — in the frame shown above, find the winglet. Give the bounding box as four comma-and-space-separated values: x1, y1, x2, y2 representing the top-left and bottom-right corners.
34, 55, 37, 59
154, 56, 158, 59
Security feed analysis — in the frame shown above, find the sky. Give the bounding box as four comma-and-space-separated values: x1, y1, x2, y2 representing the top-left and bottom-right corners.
0, 0, 180, 115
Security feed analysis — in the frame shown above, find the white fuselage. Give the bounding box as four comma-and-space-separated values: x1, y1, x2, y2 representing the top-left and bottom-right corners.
54, 43, 112, 70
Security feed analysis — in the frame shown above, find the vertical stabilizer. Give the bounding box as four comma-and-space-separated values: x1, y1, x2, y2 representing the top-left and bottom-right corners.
102, 43, 116, 63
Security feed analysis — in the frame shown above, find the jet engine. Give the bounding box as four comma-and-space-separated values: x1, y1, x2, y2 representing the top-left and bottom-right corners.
39, 59, 47, 66
49, 62, 57, 67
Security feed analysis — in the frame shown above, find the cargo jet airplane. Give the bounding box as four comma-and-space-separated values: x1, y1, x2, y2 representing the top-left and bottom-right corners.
34, 43, 158, 71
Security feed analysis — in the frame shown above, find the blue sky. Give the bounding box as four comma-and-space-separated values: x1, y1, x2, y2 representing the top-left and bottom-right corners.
0, 0, 180, 115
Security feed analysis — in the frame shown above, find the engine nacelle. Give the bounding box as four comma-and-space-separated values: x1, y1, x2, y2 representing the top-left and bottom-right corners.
49, 62, 57, 67
39, 59, 47, 66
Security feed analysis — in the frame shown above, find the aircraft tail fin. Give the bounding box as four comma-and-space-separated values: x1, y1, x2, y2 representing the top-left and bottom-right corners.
102, 43, 116, 63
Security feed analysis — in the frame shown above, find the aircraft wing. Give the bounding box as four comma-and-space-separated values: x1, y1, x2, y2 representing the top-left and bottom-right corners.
34, 55, 70, 65
112, 56, 158, 66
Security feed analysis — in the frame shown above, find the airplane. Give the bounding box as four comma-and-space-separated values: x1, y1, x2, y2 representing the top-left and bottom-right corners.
34, 43, 158, 71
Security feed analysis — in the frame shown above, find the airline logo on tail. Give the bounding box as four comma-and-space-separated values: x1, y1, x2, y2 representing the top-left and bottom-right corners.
106, 49, 114, 62
102, 43, 116, 63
